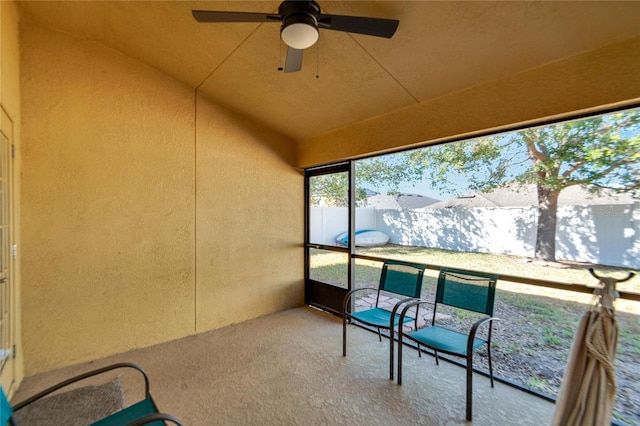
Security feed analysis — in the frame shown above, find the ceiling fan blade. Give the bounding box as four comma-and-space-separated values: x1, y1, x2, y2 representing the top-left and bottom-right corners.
318, 14, 399, 38
192, 10, 281, 23
284, 47, 303, 73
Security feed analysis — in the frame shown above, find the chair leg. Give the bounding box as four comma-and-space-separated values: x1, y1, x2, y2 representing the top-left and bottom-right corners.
412, 317, 422, 358
466, 352, 473, 421
434, 350, 439, 366
377, 328, 382, 342
342, 315, 347, 357
487, 344, 494, 388
390, 327, 398, 381
397, 334, 404, 385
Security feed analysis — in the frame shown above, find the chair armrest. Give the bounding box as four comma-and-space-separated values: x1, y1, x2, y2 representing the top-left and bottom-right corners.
12, 363, 151, 411
126, 413, 183, 426
467, 317, 501, 355
342, 287, 378, 313
398, 300, 435, 334
390, 297, 424, 328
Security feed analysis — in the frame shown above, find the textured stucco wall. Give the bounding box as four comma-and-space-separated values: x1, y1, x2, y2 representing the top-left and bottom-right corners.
20, 23, 302, 374
298, 36, 640, 167
0, 0, 24, 391
195, 95, 304, 331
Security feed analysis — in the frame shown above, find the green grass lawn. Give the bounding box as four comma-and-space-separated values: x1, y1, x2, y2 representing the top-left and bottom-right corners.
311, 245, 639, 312
356, 245, 640, 291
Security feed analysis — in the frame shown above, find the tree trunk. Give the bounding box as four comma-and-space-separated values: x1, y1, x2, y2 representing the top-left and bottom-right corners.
535, 185, 560, 262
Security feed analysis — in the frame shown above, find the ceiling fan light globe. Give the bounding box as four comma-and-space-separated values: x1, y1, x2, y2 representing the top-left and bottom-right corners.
281, 21, 318, 49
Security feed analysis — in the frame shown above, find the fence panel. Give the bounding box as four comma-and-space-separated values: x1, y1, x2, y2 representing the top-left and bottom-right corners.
556, 204, 640, 268
457, 207, 536, 256
309, 207, 377, 246
376, 208, 459, 250
310, 203, 639, 268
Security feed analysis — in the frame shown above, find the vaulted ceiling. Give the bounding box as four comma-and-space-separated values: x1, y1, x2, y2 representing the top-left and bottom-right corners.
16, 1, 640, 143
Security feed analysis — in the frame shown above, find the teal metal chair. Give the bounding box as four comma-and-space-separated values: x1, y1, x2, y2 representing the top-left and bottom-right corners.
342, 260, 426, 379
397, 268, 499, 421
2, 362, 182, 426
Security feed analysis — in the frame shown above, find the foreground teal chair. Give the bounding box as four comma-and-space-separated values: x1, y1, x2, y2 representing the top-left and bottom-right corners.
2, 362, 182, 425
397, 268, 499, 421
342, 260, 426, 379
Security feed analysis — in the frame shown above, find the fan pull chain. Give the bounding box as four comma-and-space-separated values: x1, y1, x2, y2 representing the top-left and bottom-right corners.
316, 41, 320, 79
277, 39, 284, 71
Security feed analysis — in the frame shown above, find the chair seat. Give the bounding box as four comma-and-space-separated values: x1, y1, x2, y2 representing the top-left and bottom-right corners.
408, 325, 486, 355
91, 397, 162, 426
1, 387, 13, 425
351, 307, 415, 328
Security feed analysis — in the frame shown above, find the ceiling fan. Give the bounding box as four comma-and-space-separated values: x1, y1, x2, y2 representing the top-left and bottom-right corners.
192, 0, 399, 73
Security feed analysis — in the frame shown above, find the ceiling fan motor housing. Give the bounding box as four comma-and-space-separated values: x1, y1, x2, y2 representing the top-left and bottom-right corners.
279, 1, 321, 49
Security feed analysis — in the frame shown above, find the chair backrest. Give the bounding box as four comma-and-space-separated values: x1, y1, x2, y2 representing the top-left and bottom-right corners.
378, 260, 426, 301
435, 268, 498, 316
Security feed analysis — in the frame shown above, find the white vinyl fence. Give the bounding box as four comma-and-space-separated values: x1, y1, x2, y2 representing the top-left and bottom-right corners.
310, 204, 640, 269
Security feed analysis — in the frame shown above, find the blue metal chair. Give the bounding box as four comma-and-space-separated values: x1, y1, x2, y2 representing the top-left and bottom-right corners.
2, 362, 182, 425
342, 260, 426, 379
397, 267, 499, 421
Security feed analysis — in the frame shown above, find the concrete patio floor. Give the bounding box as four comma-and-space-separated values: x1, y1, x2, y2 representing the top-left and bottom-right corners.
12, 307, 556, 425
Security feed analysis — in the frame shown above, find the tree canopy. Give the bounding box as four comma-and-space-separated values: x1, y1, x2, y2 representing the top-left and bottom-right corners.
411, 109, 640, 198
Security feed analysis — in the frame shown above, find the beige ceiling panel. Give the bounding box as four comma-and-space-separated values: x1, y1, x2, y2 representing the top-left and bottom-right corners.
18, 1, 280, 88
197, 20, 415, 141
356, 1, 640, 102
299, 36, 640, 167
